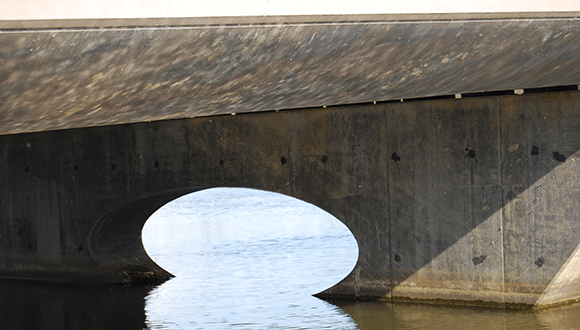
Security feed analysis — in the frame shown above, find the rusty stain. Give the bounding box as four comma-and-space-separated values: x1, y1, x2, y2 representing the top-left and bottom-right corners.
508, 144, 519, 152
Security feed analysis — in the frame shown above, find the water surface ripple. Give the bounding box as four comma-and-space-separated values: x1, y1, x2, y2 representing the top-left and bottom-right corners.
142, 188, 359, 330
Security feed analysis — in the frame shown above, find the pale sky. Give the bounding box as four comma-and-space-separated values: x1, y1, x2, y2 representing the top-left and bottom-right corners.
2, 0, 580, 20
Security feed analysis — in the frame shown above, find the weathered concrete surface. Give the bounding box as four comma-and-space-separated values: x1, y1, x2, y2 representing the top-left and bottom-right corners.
1, 15, 580, 135
1, 90, 579, 308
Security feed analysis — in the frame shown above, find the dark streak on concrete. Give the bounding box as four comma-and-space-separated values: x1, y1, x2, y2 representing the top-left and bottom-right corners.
391, 153, 401, 162
473, 255, 487, 265
552, 151, 567, 162
465, 149, 477, 159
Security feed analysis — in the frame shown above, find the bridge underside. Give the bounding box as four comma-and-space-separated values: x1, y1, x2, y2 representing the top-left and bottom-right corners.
1, 15, 580, 309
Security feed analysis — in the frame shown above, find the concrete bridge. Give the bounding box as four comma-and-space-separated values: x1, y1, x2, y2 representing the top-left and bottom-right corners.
1, 13, 580, 309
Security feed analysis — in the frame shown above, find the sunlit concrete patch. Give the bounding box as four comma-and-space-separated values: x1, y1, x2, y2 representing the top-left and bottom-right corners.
536, 240, 580, 307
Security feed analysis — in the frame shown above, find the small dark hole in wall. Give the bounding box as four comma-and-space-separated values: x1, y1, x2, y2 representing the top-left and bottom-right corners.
154, 160, 160, 168
552, 152, 566, 162
74, 165, 79, 171
219, 159, 224, 166
111, 164, 116, 170
535, 257, 545, 267
280, 157, 287, 165
321, 155, 328, 164
78, 244, 84, 252
394, 254, 401, 262
465, 149, 476, 159
531, 146, 539, 156
391, 152, 401, 162
472, 255, 486, 265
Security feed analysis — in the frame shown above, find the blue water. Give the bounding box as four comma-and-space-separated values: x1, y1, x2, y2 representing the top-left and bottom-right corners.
142, 188, 359, 329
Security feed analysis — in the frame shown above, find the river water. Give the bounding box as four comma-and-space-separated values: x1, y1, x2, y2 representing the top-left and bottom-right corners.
2, 188, 580, 329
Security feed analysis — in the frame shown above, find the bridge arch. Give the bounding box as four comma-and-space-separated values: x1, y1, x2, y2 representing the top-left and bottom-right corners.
86, 187, 360, 292
87, 188, 204, 284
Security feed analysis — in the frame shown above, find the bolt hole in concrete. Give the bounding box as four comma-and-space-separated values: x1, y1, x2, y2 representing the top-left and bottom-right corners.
142, 187, 359, 329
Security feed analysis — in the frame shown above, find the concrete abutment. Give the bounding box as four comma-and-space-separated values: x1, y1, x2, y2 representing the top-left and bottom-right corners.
1, 90, 579, 308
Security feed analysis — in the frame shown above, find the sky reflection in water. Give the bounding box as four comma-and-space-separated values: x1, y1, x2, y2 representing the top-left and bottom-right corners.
142, 188, 359, 329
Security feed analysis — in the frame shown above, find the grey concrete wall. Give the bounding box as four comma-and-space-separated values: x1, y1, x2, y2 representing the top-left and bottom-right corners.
1, 90, 579, 308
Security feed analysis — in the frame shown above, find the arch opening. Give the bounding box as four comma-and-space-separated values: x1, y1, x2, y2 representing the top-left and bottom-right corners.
141, 187, 359, 328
